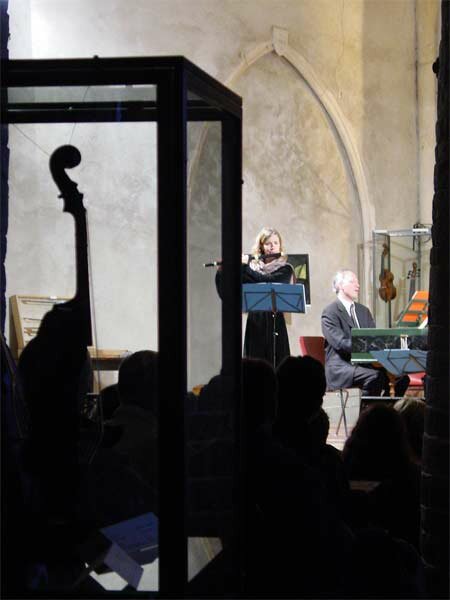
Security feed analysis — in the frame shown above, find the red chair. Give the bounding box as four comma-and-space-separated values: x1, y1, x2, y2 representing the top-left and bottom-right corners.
299, 336, 350, 436
407, 372, 426, 397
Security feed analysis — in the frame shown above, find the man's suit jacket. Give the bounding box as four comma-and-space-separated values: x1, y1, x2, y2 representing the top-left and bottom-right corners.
321, 299, 375, 390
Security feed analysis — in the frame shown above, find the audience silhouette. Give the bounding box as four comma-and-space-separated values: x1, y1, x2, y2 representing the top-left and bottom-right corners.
109, 350, 158, 488
343, 403, 421, 549
394, 397, 426, 465
16, 307, 93, 590
273, 355, 351, 523
3, 308, 427, 597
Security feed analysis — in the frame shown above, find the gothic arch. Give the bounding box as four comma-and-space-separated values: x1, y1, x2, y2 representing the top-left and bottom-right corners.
226, 27, 374, 297
188, 27, 374, 298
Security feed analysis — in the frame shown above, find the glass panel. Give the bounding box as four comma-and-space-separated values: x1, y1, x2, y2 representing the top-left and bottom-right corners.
186, 120, 230, 582
372, 229, 431, 328
8, 84, 157, 104
186, 121, 222, 390
6, 119, 159, 592
187, 90, 203, 102
372, 232, 391, 327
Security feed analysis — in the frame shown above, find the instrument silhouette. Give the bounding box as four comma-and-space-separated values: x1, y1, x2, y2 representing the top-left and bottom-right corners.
203, 252, 284, 267
49, 145, 92, 345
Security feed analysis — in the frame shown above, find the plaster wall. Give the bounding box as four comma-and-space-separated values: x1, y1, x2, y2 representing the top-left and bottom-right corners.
360, 0, 418, 230
417, 0, 440, 225
6, 0, 439, 386
233, 52, 358, 352
7, 121, 158, 350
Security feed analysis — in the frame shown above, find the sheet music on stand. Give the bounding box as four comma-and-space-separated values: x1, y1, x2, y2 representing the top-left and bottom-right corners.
242, 282, 306, 314
242, 282, 306, 368
370, 349, 427, 376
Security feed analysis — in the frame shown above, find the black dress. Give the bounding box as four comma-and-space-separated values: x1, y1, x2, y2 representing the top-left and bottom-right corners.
215, 263, 293, 367
242, 264, 293, 367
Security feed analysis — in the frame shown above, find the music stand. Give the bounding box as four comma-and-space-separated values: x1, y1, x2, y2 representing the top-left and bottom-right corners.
370, 349, 427, 376
242, 283, 306, 368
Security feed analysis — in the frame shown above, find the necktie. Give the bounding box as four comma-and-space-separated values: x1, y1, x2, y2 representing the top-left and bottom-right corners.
350, 304, 359, 328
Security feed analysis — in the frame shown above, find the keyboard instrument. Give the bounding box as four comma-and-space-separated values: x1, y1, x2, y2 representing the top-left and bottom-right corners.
351, 327, 428, 368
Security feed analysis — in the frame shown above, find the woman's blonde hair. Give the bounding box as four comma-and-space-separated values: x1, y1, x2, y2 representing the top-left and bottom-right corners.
251, 227, 284, 257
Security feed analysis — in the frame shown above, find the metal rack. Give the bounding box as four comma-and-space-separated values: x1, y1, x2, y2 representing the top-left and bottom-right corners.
372, 225, 431, 327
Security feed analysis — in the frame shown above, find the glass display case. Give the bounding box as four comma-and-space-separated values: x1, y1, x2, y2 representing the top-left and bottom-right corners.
372, 225, 431, 328
2, 57, 242, 595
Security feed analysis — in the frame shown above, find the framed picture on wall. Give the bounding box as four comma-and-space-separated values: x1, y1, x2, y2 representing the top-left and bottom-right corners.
287, 254, 311, 305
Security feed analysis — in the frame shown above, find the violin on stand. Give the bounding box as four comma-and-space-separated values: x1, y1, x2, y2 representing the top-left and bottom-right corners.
407, 262, 420, 301
378, 243, 397, 302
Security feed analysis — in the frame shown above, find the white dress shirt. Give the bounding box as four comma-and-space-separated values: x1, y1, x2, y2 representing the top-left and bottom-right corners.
340, 298, 360, 328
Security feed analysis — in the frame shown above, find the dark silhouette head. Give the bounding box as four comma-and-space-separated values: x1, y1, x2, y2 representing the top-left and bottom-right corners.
242, 358, 277, 432
308, 407, 330, 446
18, 307, 91, 437
17, 306, 91, 516
394, 397, 425, 463
99, 383, 121, 420
197, 373, 225, 411
118, 350, 158, 412
18, 307, 90, 404
276, 355, 326, 422
343, 403, 412, 480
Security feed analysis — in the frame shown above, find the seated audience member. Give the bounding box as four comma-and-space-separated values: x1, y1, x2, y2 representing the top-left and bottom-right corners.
187, 362, 275, 541
80, 352, 158, 529
16, 307, 93, 590
186, 371, 233, 533
308, 406, 330, 446
99, 383, 121, 420
17, 316, 155, 590
343, 403, 421, 549
195, 373, 226, 412
273, 356, 350, 522
243, 356, 354, 597
242, 357, 278, 433
308, 407, 351, 521
110, 350, 158, 488
78, 384, 122, 452
87, 383, 123, 448
188, 358, 354, 596
273, 356, 318, 434
347, 528, 427, 599
18, 307, 90, 522
321, 269, 409, 398
394, 397, 425, 464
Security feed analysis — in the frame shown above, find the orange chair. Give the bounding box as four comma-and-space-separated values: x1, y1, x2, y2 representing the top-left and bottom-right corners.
299, 336, 350, 436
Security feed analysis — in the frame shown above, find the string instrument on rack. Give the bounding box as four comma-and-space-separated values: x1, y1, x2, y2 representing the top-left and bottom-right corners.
407, 262, 420, 301
378, 243, 397, 302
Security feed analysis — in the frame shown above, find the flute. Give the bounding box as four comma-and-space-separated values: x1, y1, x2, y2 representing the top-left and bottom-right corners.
203, 252, 284, 267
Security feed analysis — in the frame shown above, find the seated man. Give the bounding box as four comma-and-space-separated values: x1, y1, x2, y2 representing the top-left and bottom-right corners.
321, 269, 409, 398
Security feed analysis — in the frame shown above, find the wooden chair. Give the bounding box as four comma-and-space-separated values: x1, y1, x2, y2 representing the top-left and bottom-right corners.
299, 335, 350, 436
